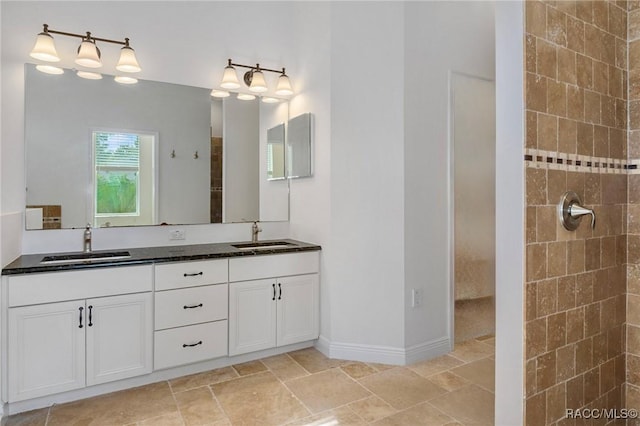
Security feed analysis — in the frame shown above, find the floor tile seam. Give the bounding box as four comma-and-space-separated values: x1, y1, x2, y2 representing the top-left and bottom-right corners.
337, 364, 377, 396
206, 384, 232, 425
371, 399, 456, 425
278, 377, 315, 420
44, 404, 52, 426
170, 372, 242, 395
167, 380, 187, 426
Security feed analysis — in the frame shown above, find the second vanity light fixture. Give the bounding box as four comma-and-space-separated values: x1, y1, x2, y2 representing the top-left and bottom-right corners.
212, 59, 293, 100
30, 24, 141, 83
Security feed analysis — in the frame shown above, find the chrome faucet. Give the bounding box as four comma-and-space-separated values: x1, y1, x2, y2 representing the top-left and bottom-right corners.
83, 223, 92, 253
251, 221, 262, 243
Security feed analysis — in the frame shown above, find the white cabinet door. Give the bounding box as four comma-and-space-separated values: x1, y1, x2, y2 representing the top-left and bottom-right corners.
228, 279, 277, 356
8, 300, 86, 402
277, 274, 319, 346
86, 293, 153, 386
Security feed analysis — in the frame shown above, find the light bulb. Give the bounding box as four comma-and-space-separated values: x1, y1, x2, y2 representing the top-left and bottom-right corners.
221, 65, 241, 89
249, 70, 268, 93
30, 32, 60, 62
116, 45, 141, 73
75, 39, 102, 68
275, 73, 293, 96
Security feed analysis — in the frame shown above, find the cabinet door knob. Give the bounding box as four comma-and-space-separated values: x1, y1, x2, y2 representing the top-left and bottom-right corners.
183, 272, 203, 277
88, 305, 93, 327
183, 303, 203, 309
272, 283, 276, 301
182, 341, 203, 348
278, 283, 282, 300
78, 306, 84, 328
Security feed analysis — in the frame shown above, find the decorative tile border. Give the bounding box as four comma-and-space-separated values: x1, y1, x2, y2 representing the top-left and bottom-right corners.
524, 149, 640, 174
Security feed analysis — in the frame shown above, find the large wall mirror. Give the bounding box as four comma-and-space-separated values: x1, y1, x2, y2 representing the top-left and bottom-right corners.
24, 64, 289, 230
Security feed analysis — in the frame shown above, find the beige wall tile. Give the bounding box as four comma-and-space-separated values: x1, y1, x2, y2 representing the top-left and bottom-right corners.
527, 1, 548, 38
528, 73, 549, 113
567, 308, 586, 344
547, 311, 567, 350
526, 391, 547, 426
538, 113, 559, 151
548, 80, 567, 116
536, 351, 557, 391
528, 244, 548, 282
547, 6, 568, 46
567, 86, 585, 120
527, 318, 548, 359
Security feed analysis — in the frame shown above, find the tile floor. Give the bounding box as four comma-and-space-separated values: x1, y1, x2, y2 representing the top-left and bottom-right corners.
3, 336, 495, 426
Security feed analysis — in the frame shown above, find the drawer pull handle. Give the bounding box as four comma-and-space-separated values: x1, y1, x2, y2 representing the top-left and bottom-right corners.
78, 306, 84, 328
183, 303, 203, 309
183, 341, 203, 348
278, 283, 282, 300
184, 272, 204, 277
272, 283, 276, 301
88, 305, 93, 327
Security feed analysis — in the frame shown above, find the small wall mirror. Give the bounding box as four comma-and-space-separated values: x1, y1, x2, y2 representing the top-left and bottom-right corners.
287, 113, 313, 178
267, 124, 285, 180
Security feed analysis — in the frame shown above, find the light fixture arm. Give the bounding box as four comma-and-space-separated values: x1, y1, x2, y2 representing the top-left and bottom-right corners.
40, 24, 129, 46
227, 59, 284, 75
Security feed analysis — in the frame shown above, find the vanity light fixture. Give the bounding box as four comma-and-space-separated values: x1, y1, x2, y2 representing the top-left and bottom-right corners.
30, 24, 141, 76
237, 93, 256, 101
261, 97, 280, 104
218, 59, 293, 96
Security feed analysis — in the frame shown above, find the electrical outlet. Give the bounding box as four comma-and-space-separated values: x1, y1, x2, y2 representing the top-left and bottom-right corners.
169, 229, 186, 240
411, 288, 423, 308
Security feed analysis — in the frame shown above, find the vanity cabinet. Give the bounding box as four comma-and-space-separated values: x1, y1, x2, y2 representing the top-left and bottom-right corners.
5, 266, 153, 402
153, 259, 229, 370
228, 252, 319, 356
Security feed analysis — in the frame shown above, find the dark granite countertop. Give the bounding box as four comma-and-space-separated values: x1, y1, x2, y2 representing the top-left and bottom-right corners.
2, 239, 321, 276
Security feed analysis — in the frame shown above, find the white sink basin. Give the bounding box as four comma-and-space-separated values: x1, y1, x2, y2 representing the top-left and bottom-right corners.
40, 251, 132, 265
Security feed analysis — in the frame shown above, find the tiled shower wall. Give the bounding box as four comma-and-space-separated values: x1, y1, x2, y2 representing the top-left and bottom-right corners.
524, 1, 629, 423
627, 2, 640, 410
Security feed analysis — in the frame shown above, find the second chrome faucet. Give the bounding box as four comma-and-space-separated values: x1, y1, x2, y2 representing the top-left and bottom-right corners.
251, 221, 262, 243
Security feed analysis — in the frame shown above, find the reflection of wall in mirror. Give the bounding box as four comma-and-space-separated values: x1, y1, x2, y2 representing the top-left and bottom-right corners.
24, 64, 211, 228
260, 103, 289, 221
223, 97, 259, 222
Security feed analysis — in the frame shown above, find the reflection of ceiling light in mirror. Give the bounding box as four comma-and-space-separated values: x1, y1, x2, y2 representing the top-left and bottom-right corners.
30, 32, 60, 62
237, 93, 256, 101
114, 75, 138, 84
211, 90, 230, 98
262, 97, 280, 104
76, 70, 102, 80
36, 65, 64, 75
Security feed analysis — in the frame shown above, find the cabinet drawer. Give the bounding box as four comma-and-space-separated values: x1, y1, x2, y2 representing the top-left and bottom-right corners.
155, 284, 228, 330
154, 321, 227, 370
8, 265, 153, 307
229, 252, 319, 282
154, 259, 228, 290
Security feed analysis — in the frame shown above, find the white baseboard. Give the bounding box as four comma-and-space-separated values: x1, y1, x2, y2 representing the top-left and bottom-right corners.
315, 335, 451, 366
